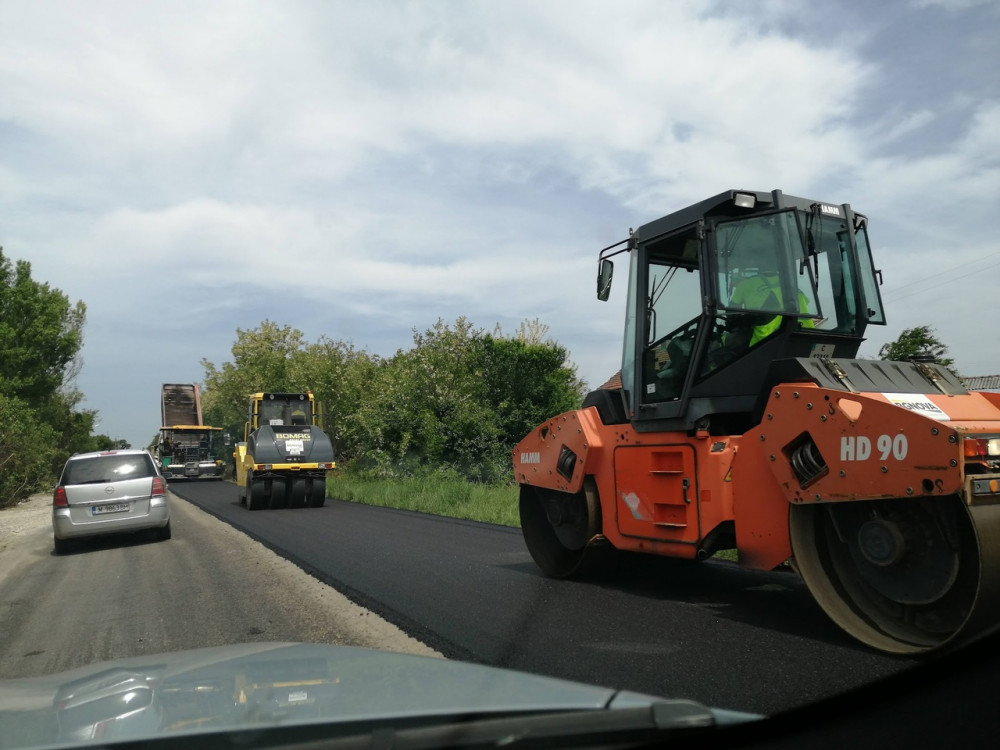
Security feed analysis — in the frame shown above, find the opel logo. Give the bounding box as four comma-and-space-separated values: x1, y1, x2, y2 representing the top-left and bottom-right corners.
104, 486, 115, 495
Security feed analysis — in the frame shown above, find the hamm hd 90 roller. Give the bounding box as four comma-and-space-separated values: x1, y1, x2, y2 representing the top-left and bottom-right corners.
234, 392, 335, 510
513, 189, 1000, 655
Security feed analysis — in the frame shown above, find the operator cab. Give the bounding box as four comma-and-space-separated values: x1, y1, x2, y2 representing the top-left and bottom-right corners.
593, 189, 886, 434
251, 393, 315, 430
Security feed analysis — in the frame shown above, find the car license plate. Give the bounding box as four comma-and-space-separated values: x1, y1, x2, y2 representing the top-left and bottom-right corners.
92, 503, 130, 515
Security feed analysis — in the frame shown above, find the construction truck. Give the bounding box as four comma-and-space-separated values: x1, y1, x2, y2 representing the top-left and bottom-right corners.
514, 189, 1000, 655
156, 384, 226, 480
234, 392, 335, 510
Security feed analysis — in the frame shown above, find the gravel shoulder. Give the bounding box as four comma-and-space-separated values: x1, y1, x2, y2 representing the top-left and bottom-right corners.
0, 495, 53, 591
0, 491, 440, 680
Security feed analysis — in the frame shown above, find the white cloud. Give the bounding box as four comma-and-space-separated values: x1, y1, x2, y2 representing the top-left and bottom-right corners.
868, 109, 936, 145
2, 1, 873, 202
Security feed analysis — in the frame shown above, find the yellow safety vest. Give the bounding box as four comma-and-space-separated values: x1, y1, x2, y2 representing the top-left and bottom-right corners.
730, 275, 813, 346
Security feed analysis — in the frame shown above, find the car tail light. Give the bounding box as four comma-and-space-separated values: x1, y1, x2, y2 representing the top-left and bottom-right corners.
151, 476, 166, 497
53, 486, 68, 507
964, 437, 1000, 459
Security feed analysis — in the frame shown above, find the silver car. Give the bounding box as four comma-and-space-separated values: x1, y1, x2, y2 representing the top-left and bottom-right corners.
52, 449, 171, 554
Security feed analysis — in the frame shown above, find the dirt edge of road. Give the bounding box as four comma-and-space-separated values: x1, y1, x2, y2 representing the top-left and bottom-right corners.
0, 492, 442, 659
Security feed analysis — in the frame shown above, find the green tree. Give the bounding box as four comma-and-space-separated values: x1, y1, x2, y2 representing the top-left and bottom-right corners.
86, 435, 129, 451
0, 249, 86, 404
0, 248, 90, 505
35, 388, 99, 472
474, 333, 584, 450
878, 325, 954, 366
201, 320, 308, 441
201, 316, 584, 484
200, 321, 374, 457
286, 337, 382, 462
373, 317, 500, 477
0, 394, 61, 505
350, 317, 584, 481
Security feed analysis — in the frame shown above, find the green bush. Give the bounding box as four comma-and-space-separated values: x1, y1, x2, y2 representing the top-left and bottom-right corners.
0, 395, 60, 508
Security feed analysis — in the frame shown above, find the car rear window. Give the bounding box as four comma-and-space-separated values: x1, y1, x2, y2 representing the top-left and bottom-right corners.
62, 454, 155, 486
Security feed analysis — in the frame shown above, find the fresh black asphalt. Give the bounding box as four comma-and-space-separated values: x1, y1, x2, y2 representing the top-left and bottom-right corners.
172, 480, 911, 716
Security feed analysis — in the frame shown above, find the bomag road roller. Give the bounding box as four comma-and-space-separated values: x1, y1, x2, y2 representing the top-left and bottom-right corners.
514, 189, 1000, 655
234, 392, 336, 510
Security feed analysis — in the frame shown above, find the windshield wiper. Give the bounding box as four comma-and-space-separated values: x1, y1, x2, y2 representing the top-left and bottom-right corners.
173, 701, 758, 750
377, 702, 734, 748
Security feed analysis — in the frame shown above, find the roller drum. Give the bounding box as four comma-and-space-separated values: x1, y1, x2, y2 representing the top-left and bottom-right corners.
790, 495, 1000, 654
519, 482, 604, 579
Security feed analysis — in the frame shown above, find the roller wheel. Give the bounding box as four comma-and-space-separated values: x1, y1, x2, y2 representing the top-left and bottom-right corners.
247, 473, 267, 511
310, 477, 326, 508
289, 478, 308, 508
519, 481, 602, 578
790, 495, 1000, 654
269, 478, 288, 509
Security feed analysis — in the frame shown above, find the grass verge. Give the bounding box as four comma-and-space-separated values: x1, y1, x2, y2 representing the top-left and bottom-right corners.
327, 473, 520, 527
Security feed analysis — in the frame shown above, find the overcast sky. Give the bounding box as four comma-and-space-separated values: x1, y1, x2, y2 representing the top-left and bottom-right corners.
2, 0, 998, 448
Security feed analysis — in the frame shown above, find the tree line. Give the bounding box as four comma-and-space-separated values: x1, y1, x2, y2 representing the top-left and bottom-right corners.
0, 240, 965, 508
197, 320, 963, 487
199, 317, 586, 483
0, 249, 124, 508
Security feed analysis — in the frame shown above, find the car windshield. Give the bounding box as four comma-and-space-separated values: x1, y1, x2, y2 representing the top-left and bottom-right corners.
259, 398, 311, 427
0, 3, 997, 750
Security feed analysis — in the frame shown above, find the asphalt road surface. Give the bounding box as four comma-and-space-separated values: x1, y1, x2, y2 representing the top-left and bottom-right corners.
173, 480, 913, 716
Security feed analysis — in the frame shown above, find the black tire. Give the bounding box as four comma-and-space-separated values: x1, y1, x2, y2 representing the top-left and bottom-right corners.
290, 478, 308, 508
157, 521, 172, 541
310, 477, 327, 508
53, 535, 73, 555
247, 473, 266, 511
269, 478, 288, 509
